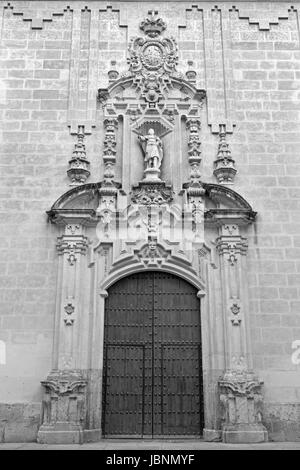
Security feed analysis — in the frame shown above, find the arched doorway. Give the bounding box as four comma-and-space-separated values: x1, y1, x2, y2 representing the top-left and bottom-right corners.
102, 271, 204, 438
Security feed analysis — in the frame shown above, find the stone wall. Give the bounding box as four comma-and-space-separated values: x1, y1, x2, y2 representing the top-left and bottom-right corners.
0, 0, 300, 442
0, 403, 40, 442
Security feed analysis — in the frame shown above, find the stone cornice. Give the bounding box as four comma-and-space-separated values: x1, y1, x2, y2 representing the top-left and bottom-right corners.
205, 208, 257, 226
47, 181, 257, 227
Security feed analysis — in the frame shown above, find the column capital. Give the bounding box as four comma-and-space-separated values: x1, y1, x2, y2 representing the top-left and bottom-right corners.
41, 369, 87, 395
56, 234, 89, 257
215, 235, 248, 260
216, 224, 248, 260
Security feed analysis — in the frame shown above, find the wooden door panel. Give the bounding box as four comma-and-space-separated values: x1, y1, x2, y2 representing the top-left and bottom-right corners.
103, 271, 203, 437
156, 344, 202, 436
103, 345, 145, 436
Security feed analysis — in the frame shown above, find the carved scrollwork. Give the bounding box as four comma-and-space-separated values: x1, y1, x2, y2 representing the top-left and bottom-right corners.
131, 182, 173, 206
127, 11, 178, 106
42, 376, 86, 396
219, 371, 264, 399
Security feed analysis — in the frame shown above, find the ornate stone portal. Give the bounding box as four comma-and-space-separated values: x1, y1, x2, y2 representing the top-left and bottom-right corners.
38, 11, 268, 444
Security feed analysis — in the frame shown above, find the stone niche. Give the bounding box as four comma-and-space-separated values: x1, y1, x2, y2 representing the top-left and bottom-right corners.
38, 11, 268, 444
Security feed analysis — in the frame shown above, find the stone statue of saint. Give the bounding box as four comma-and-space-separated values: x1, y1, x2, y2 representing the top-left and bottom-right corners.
138, 129, 163, 177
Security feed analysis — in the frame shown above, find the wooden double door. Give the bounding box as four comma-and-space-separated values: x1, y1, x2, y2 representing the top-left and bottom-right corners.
102, 271, 204, 437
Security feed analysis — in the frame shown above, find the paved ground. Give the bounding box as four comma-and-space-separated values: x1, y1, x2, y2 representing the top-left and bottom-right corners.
0, 440, 300, 450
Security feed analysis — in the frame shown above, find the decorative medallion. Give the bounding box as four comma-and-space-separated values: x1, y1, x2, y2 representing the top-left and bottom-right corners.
142, 43, 164, 69
127, 10, 179, 106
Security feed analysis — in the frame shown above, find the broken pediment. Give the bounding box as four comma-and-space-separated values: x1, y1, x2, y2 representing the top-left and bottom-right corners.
202, 183, 256, 226
47, 180, 256, 228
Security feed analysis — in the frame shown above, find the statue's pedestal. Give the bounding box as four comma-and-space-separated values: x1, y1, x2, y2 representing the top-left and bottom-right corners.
143, 167, 161, 182
131, 180, 173, 206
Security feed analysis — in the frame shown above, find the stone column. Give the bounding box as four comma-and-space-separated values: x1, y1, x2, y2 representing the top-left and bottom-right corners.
37, 223, 89, 444
216, 224, 268, 443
